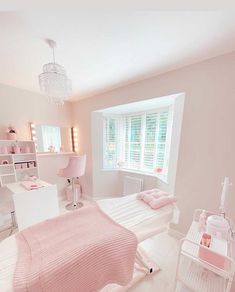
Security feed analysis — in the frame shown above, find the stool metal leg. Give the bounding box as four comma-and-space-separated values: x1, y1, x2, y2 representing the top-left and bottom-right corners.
66, 178, 83, 210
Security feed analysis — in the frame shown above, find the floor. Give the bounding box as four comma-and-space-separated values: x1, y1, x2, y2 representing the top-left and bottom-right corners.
0, 199, 180, 292
129, 232, 179, 292
60, 199, 180, 291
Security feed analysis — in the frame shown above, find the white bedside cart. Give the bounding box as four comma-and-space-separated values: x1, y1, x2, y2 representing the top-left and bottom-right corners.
174, 209, 235, 292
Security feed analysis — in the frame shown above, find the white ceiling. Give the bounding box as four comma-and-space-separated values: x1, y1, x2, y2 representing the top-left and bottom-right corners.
0, 11, 235, 102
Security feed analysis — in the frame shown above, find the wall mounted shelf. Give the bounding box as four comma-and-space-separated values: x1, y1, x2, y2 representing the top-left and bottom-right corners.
0, 140, 39, 187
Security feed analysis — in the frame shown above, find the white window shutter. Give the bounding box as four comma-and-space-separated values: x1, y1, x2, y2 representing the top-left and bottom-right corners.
103, 107, 171, 177
143, 112, 157, 170
103, 117, 118, 169
155, 111, 169, 170
127, 115, 142, 169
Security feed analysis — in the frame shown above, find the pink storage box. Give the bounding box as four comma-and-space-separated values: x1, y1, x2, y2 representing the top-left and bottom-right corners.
28, 161, 35, 168
0, 146, 8, 154
198, 238, 227, 269
15, 163, 22, 170
21, 163, 28, 169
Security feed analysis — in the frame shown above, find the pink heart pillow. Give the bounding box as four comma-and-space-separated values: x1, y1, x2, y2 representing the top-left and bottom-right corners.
142, 194, 155, 203
137, 189, 168, 200
148, 188, 160, 193
153, 190, 168, 197
136, 193, 143, 200
152, 193, 165, 199
149, 196, 177, 209
137, 189, 158, 200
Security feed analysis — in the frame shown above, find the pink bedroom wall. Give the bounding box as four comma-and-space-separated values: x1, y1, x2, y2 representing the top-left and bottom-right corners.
0, 84, 73, 198
72, 52, 235, 234
0, 84, 72, 140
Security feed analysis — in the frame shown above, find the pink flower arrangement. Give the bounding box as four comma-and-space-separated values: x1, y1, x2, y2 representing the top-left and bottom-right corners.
6, 126, 17, 140
48, 145, 55, 152
6, 126, 17, 134
154, 167, 163, 173
117, 161, 125, 167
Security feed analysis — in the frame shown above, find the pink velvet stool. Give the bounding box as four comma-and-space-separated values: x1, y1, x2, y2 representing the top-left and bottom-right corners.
58, 155, 86, 211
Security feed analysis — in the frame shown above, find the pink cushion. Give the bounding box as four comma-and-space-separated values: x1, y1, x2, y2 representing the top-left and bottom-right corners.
147, 188, 160, 193
152, 193, 164, 199
137, 188, 162, 199
149, 196, 177, 209
136, 193, 143, 200
137, 189, 169, 201
142, 194, 155, 203
153, 190, 168, 197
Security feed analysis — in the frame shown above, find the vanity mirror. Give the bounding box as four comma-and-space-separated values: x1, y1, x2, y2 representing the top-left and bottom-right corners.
31, 124, 73, 153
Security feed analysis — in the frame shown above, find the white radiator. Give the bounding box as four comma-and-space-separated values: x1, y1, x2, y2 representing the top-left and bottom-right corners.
123, 176, 143, 196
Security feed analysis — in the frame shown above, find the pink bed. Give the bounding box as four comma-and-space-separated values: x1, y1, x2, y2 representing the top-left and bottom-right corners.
0, 193, 178, 292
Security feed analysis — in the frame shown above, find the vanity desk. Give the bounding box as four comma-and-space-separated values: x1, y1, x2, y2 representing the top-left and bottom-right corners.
6, 179, 50, 194
1, 180, 59, 232
0, 130, 74, 232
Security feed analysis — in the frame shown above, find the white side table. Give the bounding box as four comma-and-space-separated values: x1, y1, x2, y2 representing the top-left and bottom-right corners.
174, 209, 235, 292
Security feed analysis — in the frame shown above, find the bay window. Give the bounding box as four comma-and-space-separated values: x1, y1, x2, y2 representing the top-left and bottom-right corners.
103, 106, 172, 178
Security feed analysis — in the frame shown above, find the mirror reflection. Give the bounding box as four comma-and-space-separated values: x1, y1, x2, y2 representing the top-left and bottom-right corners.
35, 125, 72, 153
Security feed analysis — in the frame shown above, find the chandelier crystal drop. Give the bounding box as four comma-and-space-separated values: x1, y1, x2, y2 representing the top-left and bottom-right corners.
38, 39, 72, 106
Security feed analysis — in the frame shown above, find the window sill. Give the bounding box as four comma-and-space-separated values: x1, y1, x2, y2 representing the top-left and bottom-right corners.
101, 168, 168, 184
37, 152, 74, 157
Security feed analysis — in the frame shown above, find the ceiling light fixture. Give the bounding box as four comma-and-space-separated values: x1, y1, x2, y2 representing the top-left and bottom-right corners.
38, 39, 72, 106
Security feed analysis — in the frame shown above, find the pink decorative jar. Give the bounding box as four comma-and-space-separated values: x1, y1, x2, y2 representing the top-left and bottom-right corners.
24, 145, 31, 153
6, 126, 17, 141
1, 146, 8, 154
13, 145, 21, 154
7, 132, 17, 140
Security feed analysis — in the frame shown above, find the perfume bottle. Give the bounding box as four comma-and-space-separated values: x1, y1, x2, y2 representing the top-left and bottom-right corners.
200, 233, 211, 247
198, 210, 207, 232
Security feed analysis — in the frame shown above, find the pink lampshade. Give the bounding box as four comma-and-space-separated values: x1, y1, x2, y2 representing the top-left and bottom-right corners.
58, 155, 86, 178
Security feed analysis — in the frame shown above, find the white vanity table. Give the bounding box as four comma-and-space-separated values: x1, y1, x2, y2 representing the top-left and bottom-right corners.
1, 180, 59, 231
0, 137, 73, 232
6, 179, 50, 194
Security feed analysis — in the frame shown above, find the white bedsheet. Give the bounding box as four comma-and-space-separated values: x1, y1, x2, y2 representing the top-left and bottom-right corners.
98, 194, 177, 242
0, 194, 177, 292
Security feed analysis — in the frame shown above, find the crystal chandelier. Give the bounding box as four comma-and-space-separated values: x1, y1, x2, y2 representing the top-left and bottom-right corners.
39, 39, 72, 106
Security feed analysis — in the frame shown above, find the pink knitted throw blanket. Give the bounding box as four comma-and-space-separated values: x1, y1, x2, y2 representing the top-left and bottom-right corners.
13, 203, 138, 292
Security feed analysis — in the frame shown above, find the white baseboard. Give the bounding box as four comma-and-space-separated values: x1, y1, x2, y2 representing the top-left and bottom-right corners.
168, 227, 185, 240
